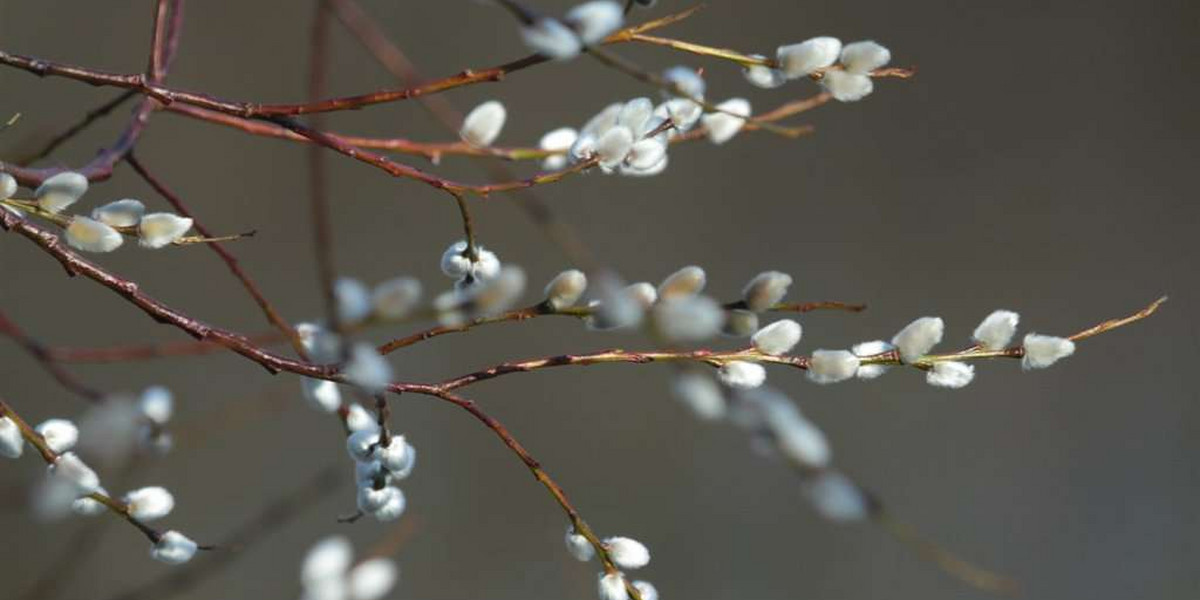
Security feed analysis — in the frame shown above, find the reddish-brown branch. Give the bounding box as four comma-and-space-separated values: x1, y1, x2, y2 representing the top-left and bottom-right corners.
0, 309, 105, 401
125, 154, 310, 361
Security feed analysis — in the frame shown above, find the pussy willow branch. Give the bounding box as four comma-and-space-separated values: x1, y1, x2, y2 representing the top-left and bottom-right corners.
125, 154, 311, 362
0, 397, 180, 546
0, 307, 105, 401
15, 90, 138, 166
104, 464, 343, 600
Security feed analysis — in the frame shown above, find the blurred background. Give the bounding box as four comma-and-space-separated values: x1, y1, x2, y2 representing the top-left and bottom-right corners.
1, 1, 1197, 599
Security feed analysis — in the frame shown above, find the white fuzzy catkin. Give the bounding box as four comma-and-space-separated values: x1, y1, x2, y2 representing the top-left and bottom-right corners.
460, 100, 507, 147
345, 403, 380, 434
759, 394, 831, 468
66, 216, 123, 253
538, 127, 579, 170
624, 138, 667, 171
652, 296, 724, 343
619, 97, 654, 131
604, 536, 650, 569
35, 171, 88, 213
840, 40, 891, 74
469, 265, 526, 316
521, 18, 582, 60
742, 271, 792, 312
565, 526, 596, 562
702, 98, 751, 145
297, 322, 342, 363
565, 1, 623, 45
35, 419, 79, 453
123, 486, 175, 520
371, 277, 422, 320
344, 343, 393, 393
356, 484, 399, 514
926, 361, 975, 388
973, 310, 1020, 350
742, 55, 787, 89
379, 437, 415, 475
598, 572, 628, 600
72, 489, 108, 516
151, 530, 199, 564
803, 471, 869, 522
892, 316, 944, 363
92, 198, 146, 227
752, 319, 802, 355
51, 452, 100, 494
595, 125, 634, 169
633, 580, 659, 600
657, 265, 706, 299
1021, 333, 1076, 369
347, 429, 382, 462
0, 417, 23, 458
139, 386, 174, 424
347, 558, 398, 600
0, 173, 16, 199
806, 349, 860, 384
334, 278, 372, 325
663, 65, 706, 99
302, 535, 353, 584
851, 340, 893, 379
544, 269, 588, 310
776, 37, 842, 79
718, 361, 767, 389
441, 241, 501, 283
821, 70, 874, 102
671, 372, 726, 421
138, 213, 193, 249
370, 486, 406, 521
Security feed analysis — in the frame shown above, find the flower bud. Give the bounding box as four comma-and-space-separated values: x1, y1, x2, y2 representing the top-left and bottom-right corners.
460, 101, 507, 147
1021, 334, 1075, 369
840, 40, 891, 74
36, 419, 78, 453
777, 37, 842, 78
565, 1, 623, 45
742, 271, 792, 312
123, 486, 175, 521
35, 171, 87, 213
891, 316, 944, 363
926, 361, 975, 388
138, 213, 193, 249
973, 310, 1020, 350
806, 349, 860, 384
151, 530, 199, 564
701, 98, 751, 145
718, 361, 767, 389
544, 269, 588, 310
751, 319, 802, 355
603, 536, 650, 569
66, 216, 123, 253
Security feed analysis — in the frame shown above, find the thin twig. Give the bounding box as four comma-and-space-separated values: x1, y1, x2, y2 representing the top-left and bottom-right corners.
0, 308, 105, 401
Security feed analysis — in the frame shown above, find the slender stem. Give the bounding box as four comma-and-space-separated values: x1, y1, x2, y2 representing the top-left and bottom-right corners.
0, 308, 105, 401
16, 90, 139, 166
307, 0, 343, 338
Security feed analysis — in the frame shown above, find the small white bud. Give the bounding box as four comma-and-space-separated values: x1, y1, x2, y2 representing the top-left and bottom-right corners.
356, 460, 390, 489
671, 372, 726, 421
344, 343, 393, 393
663, 65, 706, 99
470, 265, 526, 316
742, 271, 792, 312
565, 525, 596, 562
803, 471, 869, 522
851, 340, 893, 379
973, 310, 1020, 350
598, 572, 628, 600
722, 309, 759, 338
657, 265, 706, 299
632, 580, 659, 600
927, 361, 975, 388
769, 408, 830, 468
662, 97, 703, 130
335, 278, 372, 325
1021, 333, 1076, 370
564, 1, 623, 45
624, 138, 667, 171
0, 173, 16, 199
776, 37, 843, 79
302, 535, 353, 585
840, 40, 891, 74
376, 436, 415, 474
346, 429, 381, 463
357, 484, 400, 514
35, 171, 88, 213
618, 97, 655, 132
139, 386, 174, 424
718, 361, 767, 389
521, 18, 582, 60
440, 240, 501, 283
347, 558, 399, 600
605, 537, 650, 569
806, 349, 860, 384
742, 55, 787, 89
345, 403, 380, 434
751, 319, 802, 355
370, 486, 406, 521
544, 269, 588, 310
35, 419, 79, 453
539, 127, 579, 170
371, 277, 422, 320
297, 322, 343, 363
0, 417, 24, 458
652, 295, 724, 343
702, 98, 751, 145
821, 70, 874, 102
151, 530, 199, 564
65, 216, 123, 253
138, 213, 193, 249
595, 125, 634, 169
91, 198, 146, 227
891, 316, 944, 363
123, 486, 175, 521
460, 100, 507, 147
71, 487, 108, 516
51, 452, 99, 494
581, 102, 624, 138
586, 280, 651, 330
569, 133, 598, 163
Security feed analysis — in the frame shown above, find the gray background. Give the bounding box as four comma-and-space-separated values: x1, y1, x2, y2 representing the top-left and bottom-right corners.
1, 1, 1197, 599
